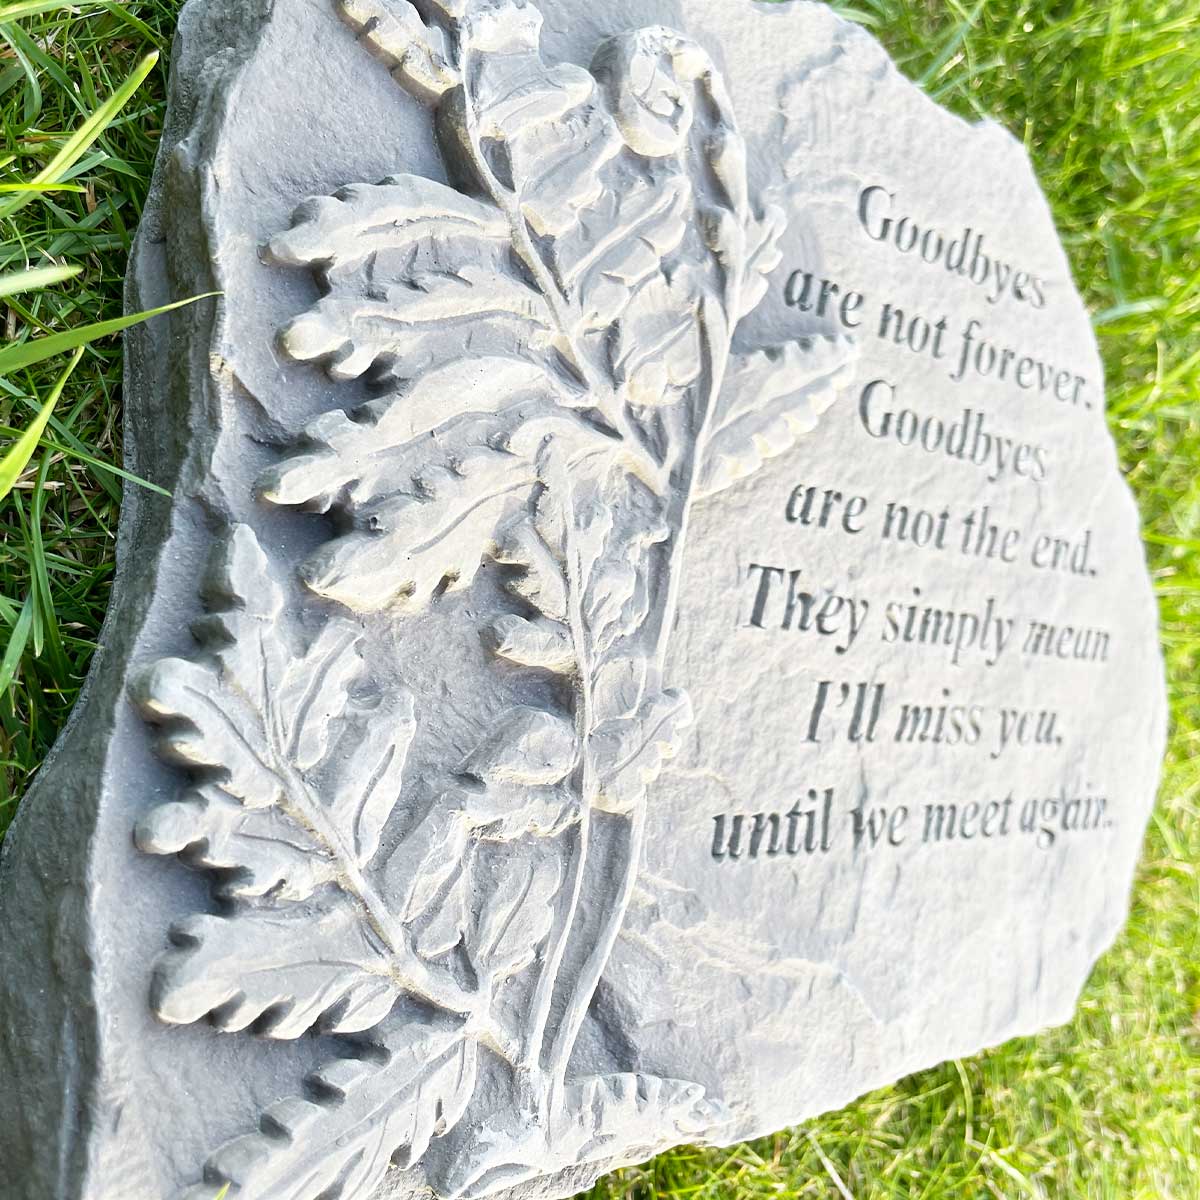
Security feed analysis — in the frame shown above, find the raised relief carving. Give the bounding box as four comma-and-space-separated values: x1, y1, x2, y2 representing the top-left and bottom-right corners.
136, 1, 854, 1197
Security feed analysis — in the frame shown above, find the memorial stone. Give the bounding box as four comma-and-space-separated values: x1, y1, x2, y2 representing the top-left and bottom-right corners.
0, 1, 1167, 1198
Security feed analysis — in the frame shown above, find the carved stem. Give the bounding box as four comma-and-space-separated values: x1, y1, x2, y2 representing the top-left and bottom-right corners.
529, 75, 747, 1099
540, 95, 748, 1077
445, 14, 743, 1103
521, 455, 596, 1083
654, 300, 733, 664
449, 29, 620, 1093
544, 304, 734, 1098
537, 44, 751, 1093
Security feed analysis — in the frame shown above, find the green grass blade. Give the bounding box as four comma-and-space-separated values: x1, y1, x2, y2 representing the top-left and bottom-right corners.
0, 182, 86, 194
0, 419, 172, 496
0, 21, 41, 127
0, 346, 83, 502
0, 49, 158, 221
0, 0, 106, 18
28, 447, 66, 676
0, 594, 34, 696
0, 264, 80, 298
0, 292, 218, 377
34, 436, 171, 496
96, 2, 158, 42
917, 0, 986, 89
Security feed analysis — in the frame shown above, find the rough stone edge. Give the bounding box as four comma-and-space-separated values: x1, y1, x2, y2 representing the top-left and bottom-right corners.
0, 2, 269, 1196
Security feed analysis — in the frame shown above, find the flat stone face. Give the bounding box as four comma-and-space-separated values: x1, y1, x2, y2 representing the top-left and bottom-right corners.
0, 2, 1165, 1199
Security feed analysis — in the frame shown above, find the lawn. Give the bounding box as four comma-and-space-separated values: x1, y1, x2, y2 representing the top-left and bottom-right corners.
1, 1, 1197, 1198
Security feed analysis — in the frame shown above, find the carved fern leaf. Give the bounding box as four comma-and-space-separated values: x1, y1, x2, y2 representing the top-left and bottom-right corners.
488, 613, 574, 673
155, 905, 402, 1037
260, 360, 577, 511
696, 337, 857, 499
135, 525, 477, 1037
135, 528, 407, 889
261, 0, 761, 610
299, 448, 539, 611
443, 1072, 724, 1200
468, 851, 561, 985
591, 687, 694, 815
557, 1073, 724, 1167
444, 705, 581, 839
461, 706, 577, 787
180, 1017, 478, 1200
736, 202, 788, 321
380, 806, 469, 924
269, 177, 551, 383
338, 0, 457, 101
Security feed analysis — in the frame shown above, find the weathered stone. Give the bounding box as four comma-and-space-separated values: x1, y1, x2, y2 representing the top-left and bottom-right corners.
0, 2, 1165, 1199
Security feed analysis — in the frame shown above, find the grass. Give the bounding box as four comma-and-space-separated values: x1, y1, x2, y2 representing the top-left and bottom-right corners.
0, 1, 1196, 1197
0, 0, 174, 826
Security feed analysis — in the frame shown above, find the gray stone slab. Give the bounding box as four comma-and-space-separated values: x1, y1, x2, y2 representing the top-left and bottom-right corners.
0, 1, 1166, 1198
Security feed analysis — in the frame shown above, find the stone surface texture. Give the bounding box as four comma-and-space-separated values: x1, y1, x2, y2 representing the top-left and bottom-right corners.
0, 1, 1166, 1199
